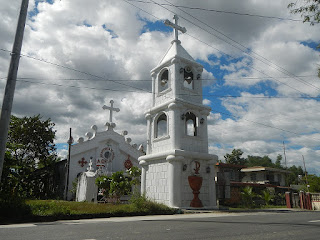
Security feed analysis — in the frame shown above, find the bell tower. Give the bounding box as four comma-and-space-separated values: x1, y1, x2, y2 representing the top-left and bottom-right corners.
139, 15, 217, 209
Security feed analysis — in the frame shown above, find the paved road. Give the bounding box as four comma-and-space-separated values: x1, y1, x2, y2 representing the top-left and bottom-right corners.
1, 211, 320, 239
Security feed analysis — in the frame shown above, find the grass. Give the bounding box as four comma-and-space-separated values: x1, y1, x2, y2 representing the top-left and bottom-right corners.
0, 196, 176, 224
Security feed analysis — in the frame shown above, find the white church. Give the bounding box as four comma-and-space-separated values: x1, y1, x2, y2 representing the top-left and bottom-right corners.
66, 100, 144, 201
66, 15, 217, 209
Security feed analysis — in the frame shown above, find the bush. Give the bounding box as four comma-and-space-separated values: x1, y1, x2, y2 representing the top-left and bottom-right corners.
0, 198, 31, 220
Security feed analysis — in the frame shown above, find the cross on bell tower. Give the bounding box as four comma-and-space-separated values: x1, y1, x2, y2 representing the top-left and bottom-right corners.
164, 15, 186, 42
102, 100, 120, 123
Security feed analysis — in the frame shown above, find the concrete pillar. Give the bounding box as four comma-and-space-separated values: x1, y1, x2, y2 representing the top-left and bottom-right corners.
167, 155, 184, 208
140, 161, 147, 195
168, 103, 181, 150
146, 114, 152, 154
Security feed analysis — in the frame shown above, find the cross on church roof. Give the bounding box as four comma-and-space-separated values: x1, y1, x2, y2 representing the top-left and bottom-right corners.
102, 100, 120, 123
164, 15, 186, 42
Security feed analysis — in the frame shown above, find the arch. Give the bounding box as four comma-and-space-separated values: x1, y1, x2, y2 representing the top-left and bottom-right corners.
155, 113, 168, 138
159, 68, 169, 92
183, 66, 194, 90
185, 111, 197, 136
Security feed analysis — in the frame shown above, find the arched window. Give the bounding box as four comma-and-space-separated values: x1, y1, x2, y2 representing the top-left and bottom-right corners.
185, 112, 197, 136
156, 113, 167, 138
183, 66, 193, 90
159, 69, 169, 92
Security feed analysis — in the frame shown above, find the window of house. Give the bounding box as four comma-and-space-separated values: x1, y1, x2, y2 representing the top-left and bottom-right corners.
156, 113, 167, 138
183, 66, 194, 89
185, 111, 197, 136
159, 69, 169, 92
250, 173, 257, 181
278, 174, 282, 183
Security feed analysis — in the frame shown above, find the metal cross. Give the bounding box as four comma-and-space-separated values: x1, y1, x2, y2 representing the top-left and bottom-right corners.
102, 100, 120, 123
164, 15, 186, 41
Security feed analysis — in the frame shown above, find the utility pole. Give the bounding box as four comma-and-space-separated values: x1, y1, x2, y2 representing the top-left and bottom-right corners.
64, 128, 73, 200
283, 141, 287, 168
302, 155, 309, 192
0, 0, 29, 181
283, 141, 290, 190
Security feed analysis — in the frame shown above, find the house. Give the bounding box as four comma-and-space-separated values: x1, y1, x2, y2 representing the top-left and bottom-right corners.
215, 164, 291, 206
241, 166, 291, 186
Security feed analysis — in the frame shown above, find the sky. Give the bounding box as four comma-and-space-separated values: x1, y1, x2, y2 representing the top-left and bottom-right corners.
0, 0, 319, 175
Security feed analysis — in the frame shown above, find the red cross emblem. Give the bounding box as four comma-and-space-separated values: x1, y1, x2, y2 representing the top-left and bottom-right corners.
78, 157, 87, 167
124, 155, 133, 170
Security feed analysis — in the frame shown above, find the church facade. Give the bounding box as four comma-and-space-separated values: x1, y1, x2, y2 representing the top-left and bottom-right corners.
139, 16, 218, 208
66, 100, 144, 201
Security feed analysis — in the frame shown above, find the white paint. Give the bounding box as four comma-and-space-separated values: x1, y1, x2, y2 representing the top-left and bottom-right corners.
67, 101, 144, 201
139, 18, 218, 209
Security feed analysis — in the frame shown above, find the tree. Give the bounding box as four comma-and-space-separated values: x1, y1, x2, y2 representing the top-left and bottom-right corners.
246, 155, 275, 168
224, 149, 247, 165
305, 174, 320, 192
0, 115, 58, 199
95, 167, 142, 203
288, 1, 320, 78
288, 0, 320, 25
275, 154, 284, 169
286, 165, 304, 185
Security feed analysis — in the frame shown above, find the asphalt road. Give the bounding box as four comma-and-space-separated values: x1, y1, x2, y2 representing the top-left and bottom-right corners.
1, 211, 320, 240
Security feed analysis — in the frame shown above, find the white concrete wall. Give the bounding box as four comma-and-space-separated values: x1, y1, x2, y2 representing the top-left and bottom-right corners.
145, 159, 170, 206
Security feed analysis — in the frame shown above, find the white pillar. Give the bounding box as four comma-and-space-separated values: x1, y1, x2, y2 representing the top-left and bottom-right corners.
167, 155, 184, 208
146, 114, 152, 154
140, 161, 147, 195
168, 103, 181, 150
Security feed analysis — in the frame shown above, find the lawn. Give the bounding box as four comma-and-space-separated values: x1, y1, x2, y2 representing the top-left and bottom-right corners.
0, 197, 176, 224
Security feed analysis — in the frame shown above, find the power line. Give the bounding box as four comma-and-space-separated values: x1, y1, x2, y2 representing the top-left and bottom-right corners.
161, 0, 320, 92
16, 79, 320, 99
126, 0, 303, 22
126, 0, 312, 96
1, 47, 150, 94
211, 109, 320, 141
8, 74, 317, 82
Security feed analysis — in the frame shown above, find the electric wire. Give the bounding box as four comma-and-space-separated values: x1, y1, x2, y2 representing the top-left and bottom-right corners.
160, 0, 320, 92
124, 0, 315, 97
126, 0, 303, 22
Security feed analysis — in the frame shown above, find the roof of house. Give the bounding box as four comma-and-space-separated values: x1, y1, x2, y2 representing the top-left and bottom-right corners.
215, 162, 246, 169
241, 166, 291, 174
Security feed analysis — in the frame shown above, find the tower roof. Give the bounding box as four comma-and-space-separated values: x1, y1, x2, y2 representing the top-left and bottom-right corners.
156, 40, 196, 68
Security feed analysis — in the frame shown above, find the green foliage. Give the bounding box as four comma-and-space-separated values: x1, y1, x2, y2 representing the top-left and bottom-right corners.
129, 193, 175, 214
1, 199, 175, 223
246, 155, 275, 168
109, 171, 131, 200
127, 166, 142, 194
224, 149, 246, 165
261, 189, 274, 206
28, 200, 71, 216
241, 186, 257, 208
300, 174, 320, 192
95, 167, 142, 202
286, 165, 304, 185
288, 0, 320, 25
0, 115, 58, 200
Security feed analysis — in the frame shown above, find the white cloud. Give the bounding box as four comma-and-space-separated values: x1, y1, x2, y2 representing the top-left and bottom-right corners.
0, 0, 319, 175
